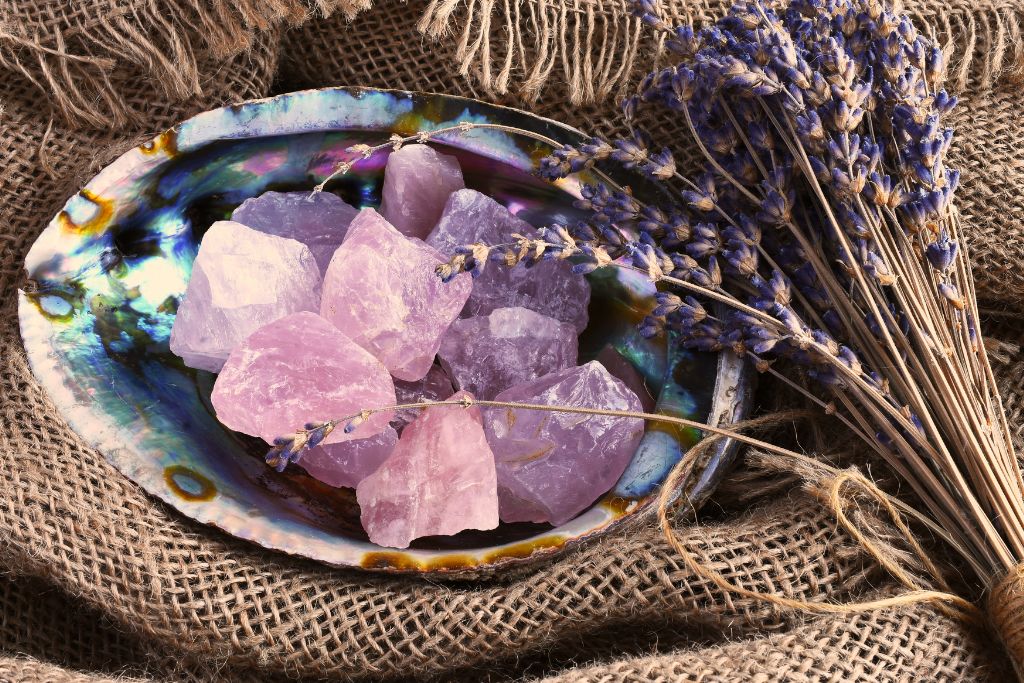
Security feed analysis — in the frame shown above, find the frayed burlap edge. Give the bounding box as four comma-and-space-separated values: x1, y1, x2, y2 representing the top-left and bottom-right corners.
417, 0, 1024, 106
0, 0, 370, 129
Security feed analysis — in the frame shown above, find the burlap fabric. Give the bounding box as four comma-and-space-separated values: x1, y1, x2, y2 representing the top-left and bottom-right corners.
2, 0, 1024, 680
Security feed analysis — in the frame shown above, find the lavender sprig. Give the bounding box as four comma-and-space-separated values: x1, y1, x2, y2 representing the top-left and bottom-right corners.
435, 0, 1023, 582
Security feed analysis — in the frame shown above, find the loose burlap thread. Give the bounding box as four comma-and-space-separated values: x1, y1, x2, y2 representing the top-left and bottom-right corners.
2, 0, 1024, 680
991, 564, 1024, 680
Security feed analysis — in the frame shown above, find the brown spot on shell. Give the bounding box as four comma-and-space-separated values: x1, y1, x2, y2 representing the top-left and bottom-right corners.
361, 551, 478, 572
56, 189, 115, 235
483, 534, 566, 563
140, 129, 179, 157
599, 495, 635, 517
164, 465, 217, 502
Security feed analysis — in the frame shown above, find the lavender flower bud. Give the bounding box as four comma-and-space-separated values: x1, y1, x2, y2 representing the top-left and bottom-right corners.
938, 282, 965, 309
925, 234, 958, 272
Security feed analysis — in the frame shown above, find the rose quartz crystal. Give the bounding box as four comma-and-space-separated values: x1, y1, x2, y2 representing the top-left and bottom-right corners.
210, 311, 395, 444
299, 428, 398, 488
169, 221, 322, 373
595, 345, 657, 412
485, 361, 645, 525
438, 307, 578, 399
379, 144, 465, 239
231, 190, 359, 274
426, 189, 591, 331
357, 391, 499, 548
320, 208, 472, 381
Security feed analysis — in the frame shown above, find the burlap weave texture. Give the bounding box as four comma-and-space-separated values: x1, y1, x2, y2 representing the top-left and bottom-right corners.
2, 0, 1024, 681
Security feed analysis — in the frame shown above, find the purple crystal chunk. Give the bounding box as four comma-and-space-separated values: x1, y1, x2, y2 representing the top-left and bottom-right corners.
169, 221, 322, 373
320, 208, 472, 381
392, 363, 456, 431
595, 345, 657, 412
438, 307, 578, 399
426, 189, 591, 331
485, 361, 645, 525
299, 428, 398, 488
379, 144, 465, 239
210, 311, 396, 444
231, 190, 359, 275
357, 391, 499, 548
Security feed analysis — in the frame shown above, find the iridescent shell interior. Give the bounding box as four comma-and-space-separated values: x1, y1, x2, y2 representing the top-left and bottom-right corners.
19, 88, 751, 575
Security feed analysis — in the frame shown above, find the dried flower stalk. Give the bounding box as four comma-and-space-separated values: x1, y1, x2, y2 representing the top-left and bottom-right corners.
294, 2, 1024, 665
435, 0, 1023, 591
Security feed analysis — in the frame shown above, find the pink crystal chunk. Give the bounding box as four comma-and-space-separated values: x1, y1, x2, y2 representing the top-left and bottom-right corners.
485, 361, 645, 525
210, 311, 396, 444
379, 144, 465, 239
438, 307, 578, 399
231, 190, 359, 275
169, 221, 322, 372
426, 189, 591, 331
320, 208, 472, 381
595, 345, 657, 412
357, 391, 499, 548
299, 428, 398, 488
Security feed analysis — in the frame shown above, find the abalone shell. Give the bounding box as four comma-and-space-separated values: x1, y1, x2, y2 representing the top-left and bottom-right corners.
18, 88, 751, 575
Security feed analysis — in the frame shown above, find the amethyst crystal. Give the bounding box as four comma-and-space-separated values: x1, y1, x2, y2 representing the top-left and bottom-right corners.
231, 190, 359, 275
485, 361, 645, 525
438, 307, 578, 399
426, 189, 591, 331
299, 428, 398, 488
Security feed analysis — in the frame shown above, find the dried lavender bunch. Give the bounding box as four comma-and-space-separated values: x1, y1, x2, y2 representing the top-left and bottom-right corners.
439, 0, 1023, 586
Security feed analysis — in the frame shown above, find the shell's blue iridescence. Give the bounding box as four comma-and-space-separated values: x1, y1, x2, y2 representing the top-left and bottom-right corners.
19, 88, 748, 574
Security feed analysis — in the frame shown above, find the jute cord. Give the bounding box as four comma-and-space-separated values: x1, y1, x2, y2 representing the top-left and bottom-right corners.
655, 410, 985, 627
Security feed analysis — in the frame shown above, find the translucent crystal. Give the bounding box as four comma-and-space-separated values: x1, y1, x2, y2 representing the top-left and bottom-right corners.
438, 307, 578, 399
392, 363, 456, 431
595, 344, 657, 413
357, 391, 499, 548
299, 428, 398, 488
210, 311, 396, 444
320, 208, 472, 381
169, 221, 322, 372
485, 361, 645, 525
231, 190, 359, 274
425, 189, 591, 331
379, 144, 465, 239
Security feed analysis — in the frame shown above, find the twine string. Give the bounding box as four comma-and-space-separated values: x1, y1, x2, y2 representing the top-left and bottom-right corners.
653, 411, 985, 626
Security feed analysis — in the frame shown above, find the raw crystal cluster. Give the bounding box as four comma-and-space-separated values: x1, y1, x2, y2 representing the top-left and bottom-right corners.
169, 221, 322, 372
357, 391, 498, 548
485, 362, 645, 526
438, 307, 578, 399
169, 145, 655, 549
210, 312, 396, 444
595, 345, 657, 413
320, 208, 472, 381
300, 428, 399, 489
426, 189, 591, 331
380, 144, 465, 239
231, 190, 359, 274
